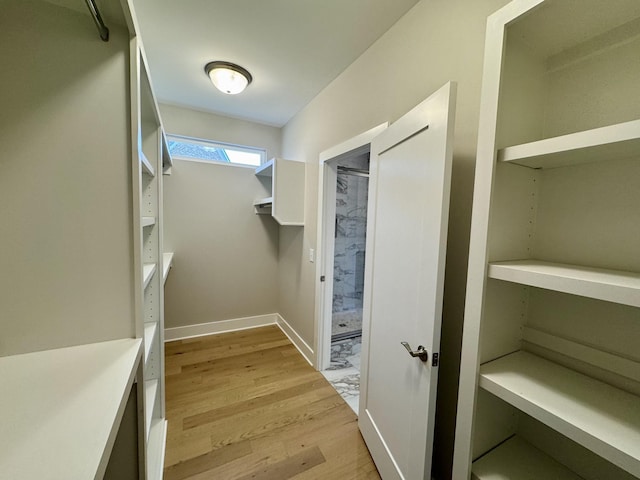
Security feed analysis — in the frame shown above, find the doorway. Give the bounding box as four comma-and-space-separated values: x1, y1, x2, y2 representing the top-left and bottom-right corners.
323, 157, 369, 412
314, 124, 387, 414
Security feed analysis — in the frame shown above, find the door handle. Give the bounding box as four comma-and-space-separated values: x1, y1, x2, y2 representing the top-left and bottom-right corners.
401, 342, 429, 362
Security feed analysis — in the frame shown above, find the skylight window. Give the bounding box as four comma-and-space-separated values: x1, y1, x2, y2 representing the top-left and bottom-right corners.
167, 135, 265, 167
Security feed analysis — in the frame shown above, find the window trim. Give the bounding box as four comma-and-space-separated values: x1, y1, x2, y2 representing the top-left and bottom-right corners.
166, 134, 266, 168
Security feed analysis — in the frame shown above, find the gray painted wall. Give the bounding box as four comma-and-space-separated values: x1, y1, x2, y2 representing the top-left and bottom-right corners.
0, 1, 134, 356
278, 0, 510, 477
160, 105, 282, 328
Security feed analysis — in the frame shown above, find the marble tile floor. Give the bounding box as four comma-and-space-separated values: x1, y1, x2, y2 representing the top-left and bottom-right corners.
332, 309, 363, 338
322, 336, 361, 414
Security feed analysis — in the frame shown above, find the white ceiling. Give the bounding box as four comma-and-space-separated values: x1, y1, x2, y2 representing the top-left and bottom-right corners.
131, 0, 420, 127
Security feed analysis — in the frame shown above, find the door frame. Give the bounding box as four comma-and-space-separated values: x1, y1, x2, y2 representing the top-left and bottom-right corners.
314, 123, 388, 371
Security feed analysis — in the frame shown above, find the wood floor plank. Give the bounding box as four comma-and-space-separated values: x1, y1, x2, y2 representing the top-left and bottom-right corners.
166, 370, 321, 416
182, 378, 329, 429
187, 441, 290, 480
235, 446, 326, 480
164, 326, 380, 479
164, 439, 253, 480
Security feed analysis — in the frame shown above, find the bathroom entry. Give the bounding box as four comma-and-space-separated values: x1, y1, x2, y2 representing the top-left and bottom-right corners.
331, 162, 369, 342
315, 124, 387, 372
319, 153, 370, 414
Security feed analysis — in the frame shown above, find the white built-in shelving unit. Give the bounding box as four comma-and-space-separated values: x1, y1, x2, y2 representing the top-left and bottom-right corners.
0, 0, 168, 478
453, 1, 640, 479
131, 38, 170, 478
254, 158, 305, 226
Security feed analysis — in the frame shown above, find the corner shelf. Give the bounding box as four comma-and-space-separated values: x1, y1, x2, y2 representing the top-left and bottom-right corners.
488, 260, 640, 307
253, 158, 304, 226
0, 339, 142, 480
472, 436, 583, 480
142, 263, 157, 290
162, 252, 174, 284
479, 351, 640, 477
498, 119, 640, 169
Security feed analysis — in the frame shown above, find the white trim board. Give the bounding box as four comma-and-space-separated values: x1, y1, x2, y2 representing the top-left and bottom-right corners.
164, 314, 277, 341
163, 313, 315, 366
276, 314, 314, 366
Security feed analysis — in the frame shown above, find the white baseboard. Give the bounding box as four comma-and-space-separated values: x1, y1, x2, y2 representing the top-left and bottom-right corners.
164, 313, 315, 367
276, 314, 315, 366
164, 314, 277, 342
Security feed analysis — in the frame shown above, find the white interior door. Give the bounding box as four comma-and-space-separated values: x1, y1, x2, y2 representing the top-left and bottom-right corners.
359, 82, 456, 479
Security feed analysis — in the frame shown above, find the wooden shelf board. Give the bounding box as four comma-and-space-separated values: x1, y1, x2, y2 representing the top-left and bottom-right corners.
140, 149, 156, 177
147, 419, 167, 480
142, 216, 156, 228
162, 252, 174, 284
144, 322, 158, 365
145, 379, 159, 441
143, 263, 156, 290
0, 339, 142, 480
472, 436, 582, 480
254, 159, 274, 177
488, 260, 640, 307
479, 351, 640, 477
498, 119, 640, 169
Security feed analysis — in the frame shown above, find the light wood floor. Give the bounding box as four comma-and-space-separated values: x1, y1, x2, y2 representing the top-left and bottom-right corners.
164, 325, 381, 479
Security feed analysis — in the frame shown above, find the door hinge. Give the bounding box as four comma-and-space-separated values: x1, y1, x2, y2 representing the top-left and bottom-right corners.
320, 275, 326, 282
432, 353, 439, 367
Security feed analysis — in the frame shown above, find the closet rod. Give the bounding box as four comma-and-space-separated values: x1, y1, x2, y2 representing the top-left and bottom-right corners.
84, 0, 109, 41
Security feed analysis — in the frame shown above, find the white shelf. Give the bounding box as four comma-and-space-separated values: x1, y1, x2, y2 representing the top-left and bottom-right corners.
0, 339, 142, 480
252, 158, 304, 225
479, 351, 640, 478
140, 148, 156, 177
142, 216, 156, 228
161, 131, 173, 174
143, 263, 156, 290
488, 260, 640, 307
144, 322, 158, 365
144, 379, 159, 441
147, 419, 168, 480
253, 196, 273, 207
498, 119, 640, 169
162, 252, 174, 284
472, 436, 582, 480
254, 159, 274, 177
253, 197, 273, 215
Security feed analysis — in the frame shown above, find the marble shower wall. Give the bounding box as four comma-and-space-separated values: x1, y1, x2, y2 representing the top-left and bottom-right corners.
332, 157, 369, 316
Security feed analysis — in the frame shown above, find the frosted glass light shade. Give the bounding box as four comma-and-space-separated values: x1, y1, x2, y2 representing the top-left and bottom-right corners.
204, 61, 252, 95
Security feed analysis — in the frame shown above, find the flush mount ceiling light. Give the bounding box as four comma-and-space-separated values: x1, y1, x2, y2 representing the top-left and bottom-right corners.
204, 61, 252, 95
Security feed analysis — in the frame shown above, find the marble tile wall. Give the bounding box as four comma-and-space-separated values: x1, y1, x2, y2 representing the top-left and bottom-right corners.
332, 168, 369, 318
